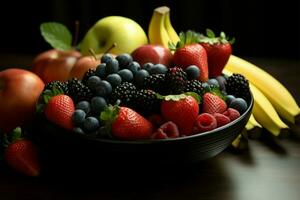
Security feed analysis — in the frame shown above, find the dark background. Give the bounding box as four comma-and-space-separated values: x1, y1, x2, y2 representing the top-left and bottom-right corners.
0, 0, 299, 59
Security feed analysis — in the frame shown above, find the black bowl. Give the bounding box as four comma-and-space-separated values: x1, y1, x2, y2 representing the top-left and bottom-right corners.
31, 94, 253, 176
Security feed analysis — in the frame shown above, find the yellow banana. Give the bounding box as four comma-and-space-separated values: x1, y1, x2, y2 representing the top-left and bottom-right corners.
148, 6, 179, 48
231, 130, 248, 150
247, 114, 263, 139
225, 55, 300, 124
249, 83, 289, 136
164, 10, 180, 44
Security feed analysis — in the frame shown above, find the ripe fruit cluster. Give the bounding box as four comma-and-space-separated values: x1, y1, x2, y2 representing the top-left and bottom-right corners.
40, 50, 250, 140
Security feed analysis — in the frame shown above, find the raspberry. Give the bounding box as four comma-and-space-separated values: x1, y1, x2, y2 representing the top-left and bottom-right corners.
223, 108, 240, 121
213, 113, 230, 127
151, 121, 180, 139
195, 113, 217, 133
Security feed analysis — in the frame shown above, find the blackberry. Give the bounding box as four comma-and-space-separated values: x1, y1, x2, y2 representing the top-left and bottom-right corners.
165, 67, 187, 94
44, 81, 68, 93
82, 69, 96, 85
225, 73, 251, 100
66, 78, 93, 103
110, 82, 137, 107
133, 89, 160, 115
184, 80, 204, 96
142, 74, 165, 94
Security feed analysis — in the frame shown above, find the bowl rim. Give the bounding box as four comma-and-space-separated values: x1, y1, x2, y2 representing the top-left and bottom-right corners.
66, 92, 254, 145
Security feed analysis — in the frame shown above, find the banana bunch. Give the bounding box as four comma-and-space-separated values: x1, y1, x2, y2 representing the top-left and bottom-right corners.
148, 6, 180, 48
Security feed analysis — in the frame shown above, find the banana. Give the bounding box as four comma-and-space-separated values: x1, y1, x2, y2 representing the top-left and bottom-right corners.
164, 10, 180, 44
148, 6, 179, 48
249, 83, 289, 136
247, 114, 263, 139
225, 55, 300, 124
231, 129, 248, 150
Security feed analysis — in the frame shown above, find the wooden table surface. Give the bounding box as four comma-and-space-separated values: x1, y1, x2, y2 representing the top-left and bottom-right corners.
0, 55, 299, 200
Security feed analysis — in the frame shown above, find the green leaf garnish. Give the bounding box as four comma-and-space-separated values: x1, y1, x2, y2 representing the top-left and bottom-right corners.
40, 22, 72, 51
99, 104, 120, 138
156, 92, 201, 103
206, 29, 215, 38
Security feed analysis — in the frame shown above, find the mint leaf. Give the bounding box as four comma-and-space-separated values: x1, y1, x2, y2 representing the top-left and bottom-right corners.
40, 22, 72, 51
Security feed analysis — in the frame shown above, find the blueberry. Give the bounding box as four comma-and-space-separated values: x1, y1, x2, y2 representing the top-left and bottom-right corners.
95, 63, 107, 78
76, 101, 91, 114
95, 80, 112, 96
83, 117, 100, 133
229, 98, 248, 114
116, 54, 133, 68
216, 76, 227, 91
105, 58, 119, 74
134, 69, 150, 86
90, 96, 107, 114
185, 65, 200, 80
87, 76, 101, 91
226, 95, 236, 105
127, 61, 141, 74
106, 73, 122, 87
143, 63, 154, 72
202, 82, 211, 91
72, 109, 86, 126
118, 69, 134, 82
150, 64, 168, 74
73, 127, 85, 135
101, 54, 113, 64
207, 78, 220, 88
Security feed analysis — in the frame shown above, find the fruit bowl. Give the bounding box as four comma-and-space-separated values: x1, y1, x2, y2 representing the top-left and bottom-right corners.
30, 93, 253, 175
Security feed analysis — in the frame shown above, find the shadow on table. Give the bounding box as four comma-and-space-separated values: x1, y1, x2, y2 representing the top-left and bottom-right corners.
35, 158, 234, 200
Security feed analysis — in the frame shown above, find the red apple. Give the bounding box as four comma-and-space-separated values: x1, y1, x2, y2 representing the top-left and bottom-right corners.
68, 55, 100, 80
131, 44, 173, 67
32, 49, 81, 83
0, 69, 44, 133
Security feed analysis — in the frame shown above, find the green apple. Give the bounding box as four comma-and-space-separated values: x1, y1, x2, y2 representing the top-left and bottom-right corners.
80, 16, 148, 56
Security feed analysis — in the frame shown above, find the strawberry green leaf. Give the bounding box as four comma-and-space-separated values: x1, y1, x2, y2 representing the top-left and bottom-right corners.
100, 104, 120, 138
156, 92, 201, 102
10, 127, 22, 143
206, 29, 215, 38
40, 22, 72, 51
185, 92, 201, 104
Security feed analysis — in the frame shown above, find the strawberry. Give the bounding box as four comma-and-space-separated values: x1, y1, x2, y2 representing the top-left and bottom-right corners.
101, 105, 153, 140
202, 93, 227, 114
4, 139, 40, 177
44, 94, 75, 130
199, 29, 234, 78
160, 94, 199, 136
170, 31, 208, 82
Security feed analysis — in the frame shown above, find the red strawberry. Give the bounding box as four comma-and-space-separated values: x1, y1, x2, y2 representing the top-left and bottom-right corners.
4, 139, 40, 177
199, 29, 234, 78
195, 113, 217, 133
213, 113, 231, 127
170, 31, 208, 82
109, 107, 153, 140
44, 94, 75, 130
202, 93, 227, 114
161, 95, 199, 136
151, 121, 180, 139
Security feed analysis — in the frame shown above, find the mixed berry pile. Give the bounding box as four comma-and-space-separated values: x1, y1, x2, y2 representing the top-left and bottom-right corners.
39, 53, 251, 140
